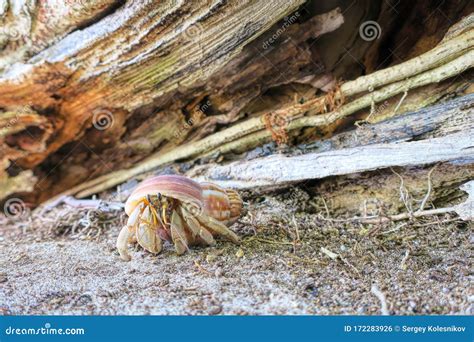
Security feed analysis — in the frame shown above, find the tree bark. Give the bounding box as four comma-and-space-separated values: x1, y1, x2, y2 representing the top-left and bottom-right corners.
193, 95, 473, 188
1, 0, 344, 203
0, 0, 472, 208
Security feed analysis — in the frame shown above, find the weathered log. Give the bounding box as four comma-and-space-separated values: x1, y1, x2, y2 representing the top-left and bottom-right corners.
1, 1, 347, 203
295, 94, 474, 151
0, 0, 119, 71
197, 131, 472, 189
193, 95, 473, 189
67, 40, 474, 198
0, 0, 310, 167
0, 1, 473, 207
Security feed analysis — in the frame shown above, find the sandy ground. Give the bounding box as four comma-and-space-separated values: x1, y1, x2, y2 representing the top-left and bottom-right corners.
0, 187, 472, 315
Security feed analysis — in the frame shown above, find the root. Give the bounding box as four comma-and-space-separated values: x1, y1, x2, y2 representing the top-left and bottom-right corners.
262, 111, 289, 145
371, 284, 390, 315
47, 28, 474, 199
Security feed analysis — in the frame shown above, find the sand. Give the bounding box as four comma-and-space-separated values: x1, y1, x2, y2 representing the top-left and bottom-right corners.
0, 187, 472, 315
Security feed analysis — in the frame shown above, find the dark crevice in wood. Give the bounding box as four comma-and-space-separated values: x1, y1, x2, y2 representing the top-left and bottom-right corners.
72, 0, 127, 33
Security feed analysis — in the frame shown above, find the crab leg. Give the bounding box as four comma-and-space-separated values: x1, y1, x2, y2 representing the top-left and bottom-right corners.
116, 203, 144, 261
197, 213, 240, 244
180, 207, 215, 246
128, 202, 148, 244
170, 210, 190, 255
136, 206, 163, 254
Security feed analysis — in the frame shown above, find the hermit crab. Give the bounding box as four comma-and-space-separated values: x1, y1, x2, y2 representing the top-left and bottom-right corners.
116, 175, 242, 261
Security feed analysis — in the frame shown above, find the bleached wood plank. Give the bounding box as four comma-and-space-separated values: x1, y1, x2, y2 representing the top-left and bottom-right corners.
201, 131, 474, 189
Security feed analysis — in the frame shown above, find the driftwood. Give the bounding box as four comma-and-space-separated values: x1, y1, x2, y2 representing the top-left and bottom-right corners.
1, 1, 346, 203
286, 94, 474, 152
0, 1, 473, 208
97, 96, 474, 217
198, 131, 472, 189
190, 95, 474, 216
67, 36, 474, 198
195, 94, 474, 189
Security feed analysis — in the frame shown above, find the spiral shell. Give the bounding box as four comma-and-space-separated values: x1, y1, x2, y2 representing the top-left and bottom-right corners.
201, 182, 242, 225
125, 175, 242, 224
125, 175, 203, 216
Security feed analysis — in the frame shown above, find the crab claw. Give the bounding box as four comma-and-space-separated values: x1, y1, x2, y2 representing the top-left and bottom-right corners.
136, 206, 162, 254
117, 225, 134, 261
117, 203, 143, 261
